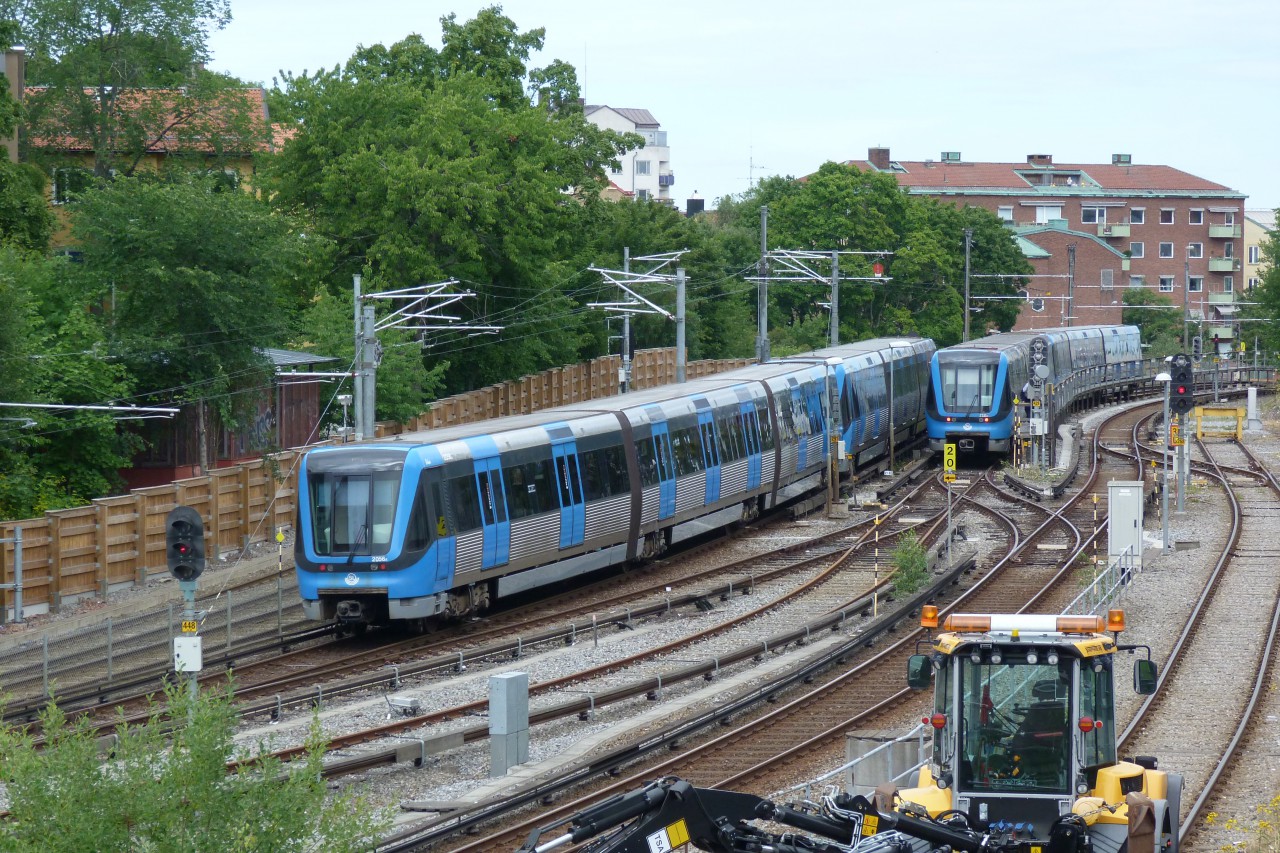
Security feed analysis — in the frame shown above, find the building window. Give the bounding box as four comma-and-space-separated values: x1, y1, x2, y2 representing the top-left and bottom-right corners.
1224, 212, 1236, 225
635, 189, 650, 201
1249, 277, 1260, 290
1100, 268, 1115, 290
635, 160, 651, 176
51, 167, 91, 204
1130, 208, 1145, 224
1160, 208, 1175, 224
1159, 276, 1175, 293
1035, 205, 1062, 224
1224, 275, 1233, 293
1188, 276, 1204, 293
1082, 206, 1106, 224
1249, 245, 1260, 264
1224, 241, 1235, 258
1159, 242, 1174, 258
1129, 275, 1145, 288
1189, 209, 1204, 225
1188, 243, 1203, 259
1130, 242, 1144, 259
997, 206, 1014, 221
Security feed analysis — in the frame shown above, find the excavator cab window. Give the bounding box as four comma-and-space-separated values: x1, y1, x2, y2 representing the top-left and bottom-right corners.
957, 654, 1071, 795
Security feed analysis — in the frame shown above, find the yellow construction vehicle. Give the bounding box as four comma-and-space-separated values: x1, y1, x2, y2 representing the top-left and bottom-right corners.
894, 606, 1179, 852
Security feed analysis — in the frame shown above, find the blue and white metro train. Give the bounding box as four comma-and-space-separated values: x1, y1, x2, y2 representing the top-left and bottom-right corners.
926, 325, 1144, 454
295, 337, 936, 625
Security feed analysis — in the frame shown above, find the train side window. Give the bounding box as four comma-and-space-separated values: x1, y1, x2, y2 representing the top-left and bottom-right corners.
722, 413, 744, 460
448, 475, 482, 532
506, 459, 555, 520
404, 478, 433, 551
604, 445, 628, 494
581, 449, 605, 502
670, 423, 704, 476
755, 399, 774, 449
637, 436, 659, 486
431, 481, 452, 537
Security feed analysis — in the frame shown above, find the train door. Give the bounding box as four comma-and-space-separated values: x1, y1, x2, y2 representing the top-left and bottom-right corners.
740, 401, 762, 490
651, 422, 676, 519
698, 410, 721, 504
551, 440, 585, 549
473, 456, 510, 569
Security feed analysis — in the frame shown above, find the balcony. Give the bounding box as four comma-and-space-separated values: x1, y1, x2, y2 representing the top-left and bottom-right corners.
1098, 223, 1130, 238
1121, 257, 1131, 271
658, 172, 675, 188
1208, 257, 1241, 272
1209, 223, 1241, 239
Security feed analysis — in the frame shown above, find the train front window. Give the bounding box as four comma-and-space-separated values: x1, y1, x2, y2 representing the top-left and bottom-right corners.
309, 468, 402, 557
957, 656, 1071, 795
939, 355, 998, 414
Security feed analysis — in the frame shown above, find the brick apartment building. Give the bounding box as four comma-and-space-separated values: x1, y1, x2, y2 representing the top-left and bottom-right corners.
848, 149, 1247, 352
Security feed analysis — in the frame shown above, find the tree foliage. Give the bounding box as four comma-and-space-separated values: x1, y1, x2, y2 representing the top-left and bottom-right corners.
67, 173, 318, 455
262, 7, 641, 397
1122, 286, 1183, 359
0, 684, 389, 852
5, 0, 267, 177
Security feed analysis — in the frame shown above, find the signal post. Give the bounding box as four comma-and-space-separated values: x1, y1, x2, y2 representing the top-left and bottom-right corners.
166, 506, 206, 703
943, 443, 956, 570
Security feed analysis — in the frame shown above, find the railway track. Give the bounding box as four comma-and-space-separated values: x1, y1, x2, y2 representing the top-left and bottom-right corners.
389, 402, 1161, 851
1119, 436, 1280, 849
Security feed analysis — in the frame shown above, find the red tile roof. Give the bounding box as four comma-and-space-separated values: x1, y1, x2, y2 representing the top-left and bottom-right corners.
24, 86, 280, 155
845, 157, 1241, 195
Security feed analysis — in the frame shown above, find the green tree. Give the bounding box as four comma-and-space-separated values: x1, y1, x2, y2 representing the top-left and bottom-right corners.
0, 247, 140, 519
5, 0, 267, 177
0, 684, 389, 851
1122, 286, 1183, 359
715, 163, 1028, 350
67, 173, 318, 467
262, 8, 640, 396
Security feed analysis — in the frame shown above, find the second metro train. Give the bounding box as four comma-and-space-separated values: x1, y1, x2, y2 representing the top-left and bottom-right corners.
926, 325, 1144, 454
295, 337, 935, 626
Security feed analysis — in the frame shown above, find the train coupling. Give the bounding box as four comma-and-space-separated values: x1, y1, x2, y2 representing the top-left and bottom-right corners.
335, 599, 365, 622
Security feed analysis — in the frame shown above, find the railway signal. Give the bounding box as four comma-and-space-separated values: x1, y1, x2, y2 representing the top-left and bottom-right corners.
165, 506, 205, 582
1170, 356, 1194, 415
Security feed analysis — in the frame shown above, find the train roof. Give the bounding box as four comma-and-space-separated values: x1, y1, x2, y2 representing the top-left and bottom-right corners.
339, 337, 934, 448
936, 325, 1139, 355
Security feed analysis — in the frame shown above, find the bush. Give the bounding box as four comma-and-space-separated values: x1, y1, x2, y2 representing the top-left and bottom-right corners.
892, 530, 930, 596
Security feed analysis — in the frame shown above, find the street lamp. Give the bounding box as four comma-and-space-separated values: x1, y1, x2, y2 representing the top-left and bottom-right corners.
337, 394, 353, 439
1155, 371, 1171, 553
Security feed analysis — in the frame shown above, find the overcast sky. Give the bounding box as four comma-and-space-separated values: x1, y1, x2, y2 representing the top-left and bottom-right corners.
207, 0, 1280, 212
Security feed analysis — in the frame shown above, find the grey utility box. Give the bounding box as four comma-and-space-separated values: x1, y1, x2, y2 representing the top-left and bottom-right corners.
1107, 480, 1144, 570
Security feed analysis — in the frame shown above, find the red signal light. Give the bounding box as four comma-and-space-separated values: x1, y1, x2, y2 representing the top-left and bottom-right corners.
1176, 385, 1187, 394
176, 544, 190, 555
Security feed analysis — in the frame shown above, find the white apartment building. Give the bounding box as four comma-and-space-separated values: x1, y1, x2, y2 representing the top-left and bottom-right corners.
584, 105, 673, 203
1245, 209, 1275, 293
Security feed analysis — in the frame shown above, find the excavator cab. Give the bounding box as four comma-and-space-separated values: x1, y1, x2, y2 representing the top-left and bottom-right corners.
900, 609, 1179, 851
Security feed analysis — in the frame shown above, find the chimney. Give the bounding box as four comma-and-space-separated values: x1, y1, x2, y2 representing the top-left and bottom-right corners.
868, 147, 891, 170
686, 191, 705, 217
3, 46, 24, 164
1027, 153, 1053, 166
